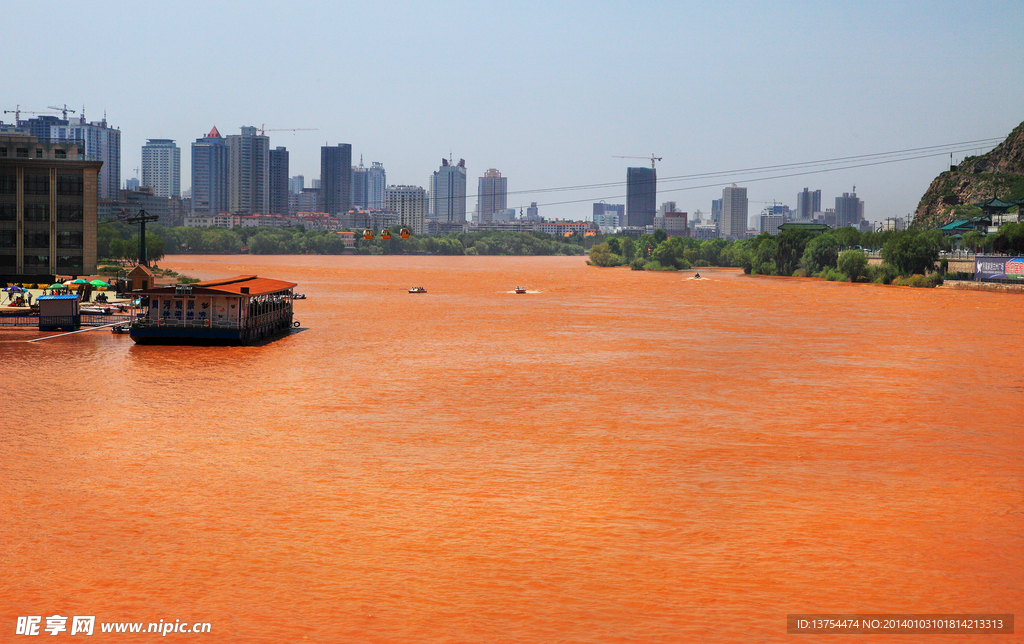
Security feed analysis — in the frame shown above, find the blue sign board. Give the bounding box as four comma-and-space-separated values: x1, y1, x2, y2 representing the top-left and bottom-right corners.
975, 256, 1024, 281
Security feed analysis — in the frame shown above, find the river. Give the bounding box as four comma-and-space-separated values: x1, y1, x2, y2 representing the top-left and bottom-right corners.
2, 255, 1021, 642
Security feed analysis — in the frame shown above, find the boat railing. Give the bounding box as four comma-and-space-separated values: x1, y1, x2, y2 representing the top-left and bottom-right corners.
133, 317, 241, 330
244, 309, 292, 329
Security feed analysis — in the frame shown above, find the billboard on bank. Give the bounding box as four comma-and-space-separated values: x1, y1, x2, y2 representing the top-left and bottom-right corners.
975, 256, 1024, 280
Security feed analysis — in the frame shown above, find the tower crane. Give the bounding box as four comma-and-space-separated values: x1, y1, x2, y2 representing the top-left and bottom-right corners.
614, 154, 663, 169
3, 105, 48, 126
256, 124, 318, 136
48, 104, 77, 120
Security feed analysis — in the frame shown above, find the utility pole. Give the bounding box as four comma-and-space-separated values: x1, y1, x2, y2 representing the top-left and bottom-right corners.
125, 210, 159, 266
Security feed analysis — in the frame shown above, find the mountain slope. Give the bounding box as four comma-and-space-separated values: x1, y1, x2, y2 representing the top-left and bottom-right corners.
914, 121, 1024, 228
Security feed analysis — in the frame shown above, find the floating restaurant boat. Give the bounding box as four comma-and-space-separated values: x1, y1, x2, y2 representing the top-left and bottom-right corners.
408, 286, 427, 294
130, 275, 299, 345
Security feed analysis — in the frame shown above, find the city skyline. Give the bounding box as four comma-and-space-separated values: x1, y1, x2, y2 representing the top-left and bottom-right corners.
5, 2, 1022, 223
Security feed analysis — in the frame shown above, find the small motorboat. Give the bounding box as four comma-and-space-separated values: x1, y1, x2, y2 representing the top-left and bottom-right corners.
408, 286, 427, 294
111, 324, 130, 335
293, 293, 307, 300
694, 273, 701, 279
514, 286, 527, 294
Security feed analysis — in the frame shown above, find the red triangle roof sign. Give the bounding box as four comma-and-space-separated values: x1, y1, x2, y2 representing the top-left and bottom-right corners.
207, 126, 222, 138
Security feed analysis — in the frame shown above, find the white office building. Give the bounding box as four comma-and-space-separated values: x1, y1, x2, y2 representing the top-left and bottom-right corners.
141, 139, 181, 199
385, 185, 427, 235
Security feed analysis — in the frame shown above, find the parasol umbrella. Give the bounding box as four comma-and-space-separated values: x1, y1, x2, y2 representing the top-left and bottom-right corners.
90, 279, 109, 287
3, 285, 25, 292
69, 278, 89, 285
47, 283, 65, 290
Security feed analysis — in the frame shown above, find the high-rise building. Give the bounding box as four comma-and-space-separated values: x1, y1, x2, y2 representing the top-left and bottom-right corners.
835, 188, 864, 228
429, 157, 467, 223
593, 202, 624, 227
626, 167, 656, 227
351, 158, 367, 209
711, 198, 722, 223
269, 147, 289, 216
227, 126, 270, 215
721, 184, 748, 239
476, 168, 507, 224
191, 126, 230, 215
0, 133, 102, 280
141, 139, 180, 199
45, 113, 121, 201
760, 205, 789, 234
289, 175, 304, 195
526, 202, 539, 221
367, 162, 386, 210
385, 185, 427, 235
321, 143, 352, 217
796, 188, 822, 220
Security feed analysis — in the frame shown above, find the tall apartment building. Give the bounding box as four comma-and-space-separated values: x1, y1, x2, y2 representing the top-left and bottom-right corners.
711, 198, 722, 224
351, 158, 367, 209
141, 139, 180, 199
191, 126, 229, 215
796, 188, 821, 220
626, 167, 656, 227
835, 188, 864, 228
227, 126, 270, 215
385, 185, 427, 235
0, 133, 102, 280
321, 144, 352, 217
476, 168, 507, 224
366, 162, 386, 210
430, 157, 467, 223
268, 147, 289, 216
721, 184, 748, 239
526, 202, 539, 221
37, 113, 121, 201
289, 175, 304, 194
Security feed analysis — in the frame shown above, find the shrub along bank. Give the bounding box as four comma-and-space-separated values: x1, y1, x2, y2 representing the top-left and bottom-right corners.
587, 224, 1024, 287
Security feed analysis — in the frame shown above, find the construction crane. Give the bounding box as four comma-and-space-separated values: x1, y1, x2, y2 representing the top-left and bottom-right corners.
48, 104, 76, 120
3, 105, 48, 126
257, 124, 318, 136
614, 154, 663, 169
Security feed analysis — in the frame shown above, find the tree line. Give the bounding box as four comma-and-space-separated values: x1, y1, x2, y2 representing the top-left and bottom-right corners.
587, 222, 1024, 286
97, 222, 588, 261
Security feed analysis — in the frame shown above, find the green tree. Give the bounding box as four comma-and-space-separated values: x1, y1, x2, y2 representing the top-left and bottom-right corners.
620, 237, 636, 262
833, 226, 861, 250
992, 222, 1024, 254
880, 230, 940, 276
775, 229, 815, 276
961, 230, 984, 252
606, 237, 622, 255
653, 228, 668, 244
801, 233, 840, 275
837, 249, 869, 282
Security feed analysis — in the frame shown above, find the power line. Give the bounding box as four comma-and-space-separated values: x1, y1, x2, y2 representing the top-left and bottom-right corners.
499, 137, 1003, 199
508, 144, 996, 211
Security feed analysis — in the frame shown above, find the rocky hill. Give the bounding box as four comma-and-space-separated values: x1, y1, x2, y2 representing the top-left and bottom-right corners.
914, 121, 1024, 229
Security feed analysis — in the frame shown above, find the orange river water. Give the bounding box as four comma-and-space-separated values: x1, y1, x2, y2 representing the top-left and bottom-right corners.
1, 255, 1021, 643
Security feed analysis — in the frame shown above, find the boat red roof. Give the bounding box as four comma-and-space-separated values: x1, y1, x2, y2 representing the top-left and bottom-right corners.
140, 275, 297, 296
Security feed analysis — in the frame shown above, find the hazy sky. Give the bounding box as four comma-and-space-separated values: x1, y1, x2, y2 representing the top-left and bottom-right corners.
6, 0, 1022, 223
